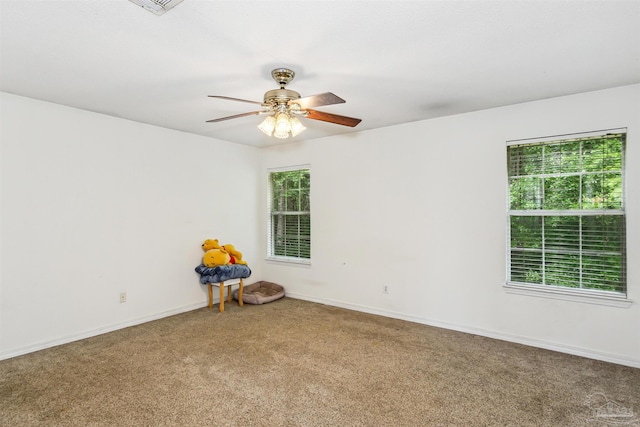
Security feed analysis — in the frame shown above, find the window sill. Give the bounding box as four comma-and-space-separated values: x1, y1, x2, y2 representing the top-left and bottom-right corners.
266, 257, 311, 268
504, 283, 632, 308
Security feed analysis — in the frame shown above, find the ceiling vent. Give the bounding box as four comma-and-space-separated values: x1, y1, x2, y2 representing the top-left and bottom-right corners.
128, 0, 184, 15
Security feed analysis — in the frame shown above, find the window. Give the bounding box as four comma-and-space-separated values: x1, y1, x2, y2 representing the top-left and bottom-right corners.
267, 166, 311, 263
506, 129, 626, 298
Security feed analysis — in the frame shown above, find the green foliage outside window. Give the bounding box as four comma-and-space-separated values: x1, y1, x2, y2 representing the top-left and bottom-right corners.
507, 134, 626, 294
269, 169, 311, 259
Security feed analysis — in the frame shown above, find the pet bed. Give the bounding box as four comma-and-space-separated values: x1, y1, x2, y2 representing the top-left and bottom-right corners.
232, 281, 285, 305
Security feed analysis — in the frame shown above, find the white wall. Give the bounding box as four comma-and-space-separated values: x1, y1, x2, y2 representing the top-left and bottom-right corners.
261, 84, 640, 367
0, 93, 262, 359
3, 85, 638, 367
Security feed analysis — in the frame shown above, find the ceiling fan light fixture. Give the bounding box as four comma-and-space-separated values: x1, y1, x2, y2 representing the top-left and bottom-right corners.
258, 115, 276, 136
258, 112, 306, 139
289, 116, 306, 137
273, 113, 292, 139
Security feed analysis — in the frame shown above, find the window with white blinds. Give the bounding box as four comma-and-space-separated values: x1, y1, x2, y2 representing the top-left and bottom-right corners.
267, 166, 311, 263
507, 130, 626, 296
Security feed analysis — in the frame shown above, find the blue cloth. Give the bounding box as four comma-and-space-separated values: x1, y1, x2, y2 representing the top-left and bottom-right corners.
195, 264, 251, 284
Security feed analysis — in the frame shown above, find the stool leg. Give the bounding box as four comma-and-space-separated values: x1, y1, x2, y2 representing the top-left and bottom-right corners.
227, 285, 232, 303
219, 282, 225, 312
208, 284, 213, 309
238, 279, 244, 307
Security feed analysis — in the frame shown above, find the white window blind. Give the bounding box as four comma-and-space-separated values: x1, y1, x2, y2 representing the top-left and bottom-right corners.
267, 166, 311, 262
507, 130, 626, 295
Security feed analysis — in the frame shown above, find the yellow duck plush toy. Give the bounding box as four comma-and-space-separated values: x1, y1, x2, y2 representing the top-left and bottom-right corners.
201, 239, 224, 252
202, 248, 231, 268
201, 239, 231, 267
222, 244, 248, 265
200, 238, 247, 267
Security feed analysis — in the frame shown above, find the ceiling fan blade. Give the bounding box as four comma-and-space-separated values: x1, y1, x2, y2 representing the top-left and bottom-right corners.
290, 92, 345, 109
208, 95, 263, 105
305, 109, 362, 127
206, 111, 262, 123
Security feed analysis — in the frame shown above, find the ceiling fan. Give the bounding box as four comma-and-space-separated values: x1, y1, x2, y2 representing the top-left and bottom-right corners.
207, 68, 362, 139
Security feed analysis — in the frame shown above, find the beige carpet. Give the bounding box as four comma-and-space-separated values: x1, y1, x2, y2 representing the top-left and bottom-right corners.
1, 298, 639, 426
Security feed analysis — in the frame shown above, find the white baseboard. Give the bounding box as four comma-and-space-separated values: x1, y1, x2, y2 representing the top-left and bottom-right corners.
0, 301, 207, 361
285, 292, 640, 369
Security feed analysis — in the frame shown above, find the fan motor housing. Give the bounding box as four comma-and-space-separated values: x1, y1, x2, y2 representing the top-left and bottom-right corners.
263, 88, 300, 106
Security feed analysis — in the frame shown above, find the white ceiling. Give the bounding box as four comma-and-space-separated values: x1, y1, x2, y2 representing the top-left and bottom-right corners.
1, 0, 639, 147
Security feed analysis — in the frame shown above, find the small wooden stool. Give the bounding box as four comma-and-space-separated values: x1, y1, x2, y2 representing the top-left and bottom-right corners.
207, 278, 244, 312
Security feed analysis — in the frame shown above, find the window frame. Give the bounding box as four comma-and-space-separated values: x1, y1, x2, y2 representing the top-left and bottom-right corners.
504, 129, 630, 307
266, 165, 311, 266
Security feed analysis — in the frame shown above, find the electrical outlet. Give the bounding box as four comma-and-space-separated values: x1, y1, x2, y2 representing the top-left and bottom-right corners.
120, 292, 127, 303
383, 285, 389, 294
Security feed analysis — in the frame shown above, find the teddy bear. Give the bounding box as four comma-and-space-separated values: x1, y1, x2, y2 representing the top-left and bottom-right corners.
202, 239, 224, 252
202, 248, 231, 268
222, 243, 248, 265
